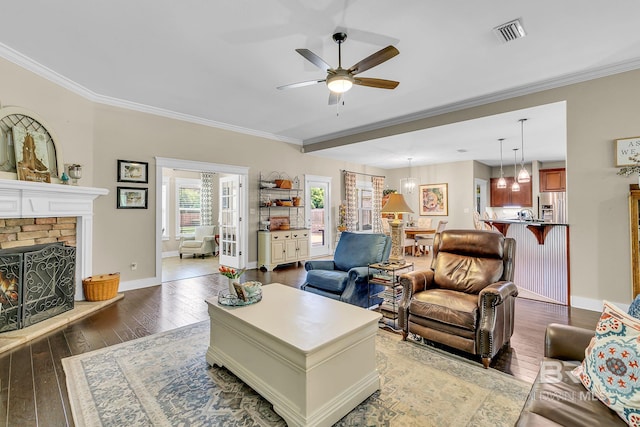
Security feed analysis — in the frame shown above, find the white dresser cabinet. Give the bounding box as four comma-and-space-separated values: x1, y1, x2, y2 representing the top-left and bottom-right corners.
258, 229, 309, 271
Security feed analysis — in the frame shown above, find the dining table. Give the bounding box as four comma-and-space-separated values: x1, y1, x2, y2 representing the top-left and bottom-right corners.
404, 227, 436, 256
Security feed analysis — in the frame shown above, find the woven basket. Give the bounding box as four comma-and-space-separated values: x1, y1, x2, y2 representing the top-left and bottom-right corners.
83, 272, 120, 301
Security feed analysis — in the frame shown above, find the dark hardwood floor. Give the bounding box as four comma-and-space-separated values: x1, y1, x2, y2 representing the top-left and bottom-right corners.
0, 264, 601, 427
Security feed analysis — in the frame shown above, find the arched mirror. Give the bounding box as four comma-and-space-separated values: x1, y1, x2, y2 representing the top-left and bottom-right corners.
0, 106, 62, 182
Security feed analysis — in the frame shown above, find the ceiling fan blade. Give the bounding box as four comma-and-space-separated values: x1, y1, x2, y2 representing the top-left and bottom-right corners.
353, 77, 399, 89
328, 92, 342, 105
277, 79, 325, 90
295, 48, 332, 71
348, 45, 399, 75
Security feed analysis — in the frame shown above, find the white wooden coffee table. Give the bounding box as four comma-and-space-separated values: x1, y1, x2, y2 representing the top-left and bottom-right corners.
206, 283, 381, 427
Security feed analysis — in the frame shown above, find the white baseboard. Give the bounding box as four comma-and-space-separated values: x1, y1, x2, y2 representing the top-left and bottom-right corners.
162, 251, 179, 258
570, 296, 630, 313
118, 276, 160, 292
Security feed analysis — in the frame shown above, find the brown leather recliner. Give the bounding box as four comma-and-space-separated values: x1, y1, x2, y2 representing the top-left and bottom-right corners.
398, 229, 517, 368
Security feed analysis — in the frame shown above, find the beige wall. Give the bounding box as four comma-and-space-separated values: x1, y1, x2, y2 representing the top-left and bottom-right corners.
2, 54, 639, 309
0, 58, 385, 284
89, 104, 386, 281
0, 59, 94, 184
305, 68, 640, 309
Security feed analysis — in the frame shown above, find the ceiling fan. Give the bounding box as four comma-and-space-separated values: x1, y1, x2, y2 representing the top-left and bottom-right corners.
277, 32, 400, 105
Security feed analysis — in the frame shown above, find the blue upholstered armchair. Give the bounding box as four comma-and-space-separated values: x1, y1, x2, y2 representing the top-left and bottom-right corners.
301, 232, 392, 308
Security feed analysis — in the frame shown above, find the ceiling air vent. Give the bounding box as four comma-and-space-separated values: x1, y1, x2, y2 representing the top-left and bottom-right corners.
493, 19, 526, 43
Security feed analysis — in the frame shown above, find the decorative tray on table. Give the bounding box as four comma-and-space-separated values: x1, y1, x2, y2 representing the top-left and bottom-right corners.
218, 283, 263, 306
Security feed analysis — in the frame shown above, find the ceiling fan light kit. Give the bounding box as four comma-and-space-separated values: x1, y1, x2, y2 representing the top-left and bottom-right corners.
326, 71, 354, 93
278, 32, 400, 104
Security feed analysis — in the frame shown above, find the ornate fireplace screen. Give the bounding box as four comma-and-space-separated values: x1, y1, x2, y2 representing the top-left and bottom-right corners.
0, 243, 75, 332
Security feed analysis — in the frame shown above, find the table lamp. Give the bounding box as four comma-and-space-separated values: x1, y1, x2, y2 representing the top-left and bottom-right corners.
381, 193, 414, 264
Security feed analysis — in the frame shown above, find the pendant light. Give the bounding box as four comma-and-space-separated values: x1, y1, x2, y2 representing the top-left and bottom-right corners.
497, 138, 507, 189
512, 148, 520, 192
517, 118, 531, 183
400, 157, 417, 194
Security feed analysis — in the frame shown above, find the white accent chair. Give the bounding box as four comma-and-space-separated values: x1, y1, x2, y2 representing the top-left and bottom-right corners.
179, 225, 217, 258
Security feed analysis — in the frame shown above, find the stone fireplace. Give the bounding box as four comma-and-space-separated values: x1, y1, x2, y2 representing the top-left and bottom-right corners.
0, 179, 108, 301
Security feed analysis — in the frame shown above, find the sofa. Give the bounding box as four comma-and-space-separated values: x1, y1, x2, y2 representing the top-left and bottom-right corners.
301, 232, 391, 308
516, 323, 626, 426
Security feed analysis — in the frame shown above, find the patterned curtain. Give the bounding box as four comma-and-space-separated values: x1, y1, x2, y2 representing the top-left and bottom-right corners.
344, 171, 357, 232
372, 176, 384, 233
200, 172, 215, 226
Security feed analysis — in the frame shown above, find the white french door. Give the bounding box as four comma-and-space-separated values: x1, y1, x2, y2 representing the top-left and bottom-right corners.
305, 175, 332, 257
219, 175, 241, 268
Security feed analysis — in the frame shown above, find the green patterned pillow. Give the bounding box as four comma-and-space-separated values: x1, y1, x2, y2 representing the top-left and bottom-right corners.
572, 301, 640, 425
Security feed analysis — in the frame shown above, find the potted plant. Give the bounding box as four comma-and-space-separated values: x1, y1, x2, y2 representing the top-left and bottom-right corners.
618, 153, 640, 185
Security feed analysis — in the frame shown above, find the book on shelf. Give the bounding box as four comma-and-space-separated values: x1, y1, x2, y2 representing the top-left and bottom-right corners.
380, 306, 399, 318
371, 273, 393, 282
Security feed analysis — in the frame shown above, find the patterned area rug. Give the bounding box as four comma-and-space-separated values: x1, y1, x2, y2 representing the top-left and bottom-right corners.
62, 321, 531, 426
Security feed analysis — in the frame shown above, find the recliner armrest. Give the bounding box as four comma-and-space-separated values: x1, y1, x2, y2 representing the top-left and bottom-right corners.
479, 281, 518, 306
399, 270, 435, 298
304, 260, 336, 271
348, 266, 370, 281
545, 323, 595, 361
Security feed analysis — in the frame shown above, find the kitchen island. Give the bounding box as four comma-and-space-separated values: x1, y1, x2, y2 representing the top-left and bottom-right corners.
482, 219, 569, 305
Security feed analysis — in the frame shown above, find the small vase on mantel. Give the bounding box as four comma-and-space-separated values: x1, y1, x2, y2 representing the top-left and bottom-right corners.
228, 277, 238, 297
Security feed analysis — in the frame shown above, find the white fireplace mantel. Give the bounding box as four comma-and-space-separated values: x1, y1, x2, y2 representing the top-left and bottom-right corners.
0, 179, 109, 300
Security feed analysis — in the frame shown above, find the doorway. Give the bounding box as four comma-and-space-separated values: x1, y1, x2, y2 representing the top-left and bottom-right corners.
155, 157, 249, 282
474, 178, 488, 215
305, 175, 332, 257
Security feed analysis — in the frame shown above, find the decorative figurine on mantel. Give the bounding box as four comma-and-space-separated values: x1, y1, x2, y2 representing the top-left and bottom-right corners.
60, 172, 70, 185
67, 164, 82, 185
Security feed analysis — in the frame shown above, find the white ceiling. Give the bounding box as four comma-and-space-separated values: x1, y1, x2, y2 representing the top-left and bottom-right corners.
1, 1, 639, 169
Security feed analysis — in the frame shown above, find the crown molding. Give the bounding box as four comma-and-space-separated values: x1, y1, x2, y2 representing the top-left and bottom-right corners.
0, 43, 301, 145
302, 57, 640, 147
4, 41, 640, 150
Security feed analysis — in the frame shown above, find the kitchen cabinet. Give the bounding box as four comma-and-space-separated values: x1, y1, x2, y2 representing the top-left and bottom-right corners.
490, 178, 532, 207
258, 229, 309, 271
540, 168, 566, 192
629, 185, 640, 298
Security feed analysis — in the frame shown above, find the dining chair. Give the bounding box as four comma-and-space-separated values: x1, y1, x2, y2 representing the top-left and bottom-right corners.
417, 217, 433, 229
481, 212, 494, 231
473, 211, 484, 230
415, 220, 448, 255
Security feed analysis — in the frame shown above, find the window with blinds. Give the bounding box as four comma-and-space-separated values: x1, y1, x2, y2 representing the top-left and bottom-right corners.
356, 182, 373, 232
175, 178, 201, 236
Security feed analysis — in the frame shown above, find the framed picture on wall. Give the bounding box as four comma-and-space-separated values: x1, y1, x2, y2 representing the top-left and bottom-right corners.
615, 136, 640, 166
117, 159, 148, 183
419, 183, 448, 216
117, 187, 148, 209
